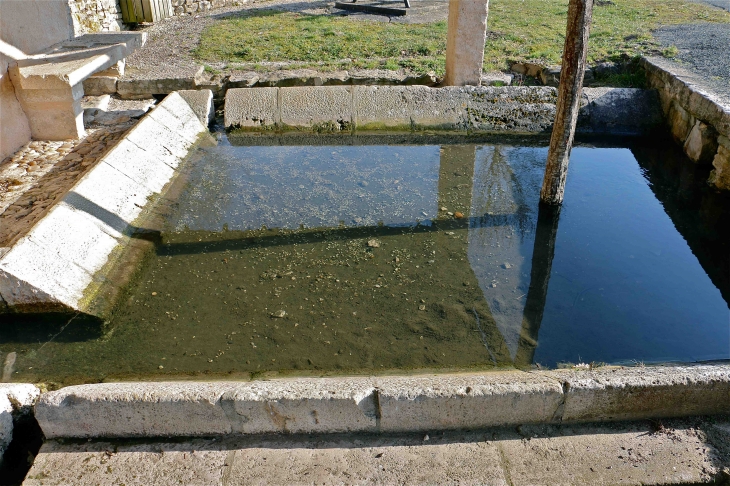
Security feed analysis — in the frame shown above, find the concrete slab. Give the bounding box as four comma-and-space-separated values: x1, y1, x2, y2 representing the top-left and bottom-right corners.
498, 422, 722, 485
23, 419, 730, 485
24, 440, 229, 485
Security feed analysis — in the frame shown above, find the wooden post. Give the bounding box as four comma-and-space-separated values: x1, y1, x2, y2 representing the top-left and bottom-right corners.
540, 0, 594, 205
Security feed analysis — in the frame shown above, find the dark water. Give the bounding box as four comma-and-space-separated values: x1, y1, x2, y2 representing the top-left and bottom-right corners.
2, 135, 729, 385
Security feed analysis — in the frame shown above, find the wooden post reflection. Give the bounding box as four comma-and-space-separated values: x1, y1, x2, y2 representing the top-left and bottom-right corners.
514, 203, 561, 367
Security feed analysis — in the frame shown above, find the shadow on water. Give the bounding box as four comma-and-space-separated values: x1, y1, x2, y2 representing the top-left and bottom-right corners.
0, 312, 103, 344
513, 204, 561, 368
631, 137, 730, 308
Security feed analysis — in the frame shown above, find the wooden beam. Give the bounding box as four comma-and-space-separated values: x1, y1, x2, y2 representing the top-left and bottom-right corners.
540, 0, 594, 205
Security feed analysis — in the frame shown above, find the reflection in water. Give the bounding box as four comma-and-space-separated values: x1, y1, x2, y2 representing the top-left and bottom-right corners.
1, 138, 728, 384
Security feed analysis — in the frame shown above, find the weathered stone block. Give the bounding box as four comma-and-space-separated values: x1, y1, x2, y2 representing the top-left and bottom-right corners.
116, 67, 203, 98
178, 89, 215, 126
82, 75, 118, 96
668, 100, 695, 145
684, 120, 719, 165
228, 72, 259, 88
580, 88, 663, 136
540, 65, 561, 87
0, 93, 207, 313
548, 365, 730, 422
480, 72, 513, 86
224, 87, 278, 129
709, 136, 730, 191
467, 86, 557, 132
280, 86, 352, 130
92, 59, 125, 77
353, 85, 412, 129
376, 372, 564, 432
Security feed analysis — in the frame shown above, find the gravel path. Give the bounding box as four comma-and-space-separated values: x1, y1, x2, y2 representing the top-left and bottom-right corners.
653, 22, 730, 100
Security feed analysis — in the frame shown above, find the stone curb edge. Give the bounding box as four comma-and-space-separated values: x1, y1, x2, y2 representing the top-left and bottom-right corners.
28, 364, 730, 439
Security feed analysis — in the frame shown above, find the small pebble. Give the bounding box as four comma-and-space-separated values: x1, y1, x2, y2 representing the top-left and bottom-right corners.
158, 365, 164, 369
272, 310, 286, 318
418, 305, 426, 311
454, 212, 464, 219
367, 239, 380, 248
440, 206, 447, 211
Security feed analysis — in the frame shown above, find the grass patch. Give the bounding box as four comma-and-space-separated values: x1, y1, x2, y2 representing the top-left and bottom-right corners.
195, 0, 730, 77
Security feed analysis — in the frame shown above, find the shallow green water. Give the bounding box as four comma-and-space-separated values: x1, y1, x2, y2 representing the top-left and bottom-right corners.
2, 135, 729, 386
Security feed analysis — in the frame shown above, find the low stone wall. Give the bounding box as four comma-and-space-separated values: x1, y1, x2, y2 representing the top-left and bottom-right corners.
642, 56, 730, 191
224, 85, 663, 136
171, 0, 243, 15
68, 0, 124, 34
0, 91, 211, 316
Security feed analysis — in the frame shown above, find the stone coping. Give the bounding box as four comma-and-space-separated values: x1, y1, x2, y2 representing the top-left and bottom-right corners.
224, 85, 664, 136
28, 363, 730, 439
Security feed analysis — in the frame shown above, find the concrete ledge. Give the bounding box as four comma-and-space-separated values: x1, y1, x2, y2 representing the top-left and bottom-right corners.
0, 92, 210, 315
549, 365, 730, 422
224, 86, 662, 136
34, 365, 730, 439
375, 372, 563, 432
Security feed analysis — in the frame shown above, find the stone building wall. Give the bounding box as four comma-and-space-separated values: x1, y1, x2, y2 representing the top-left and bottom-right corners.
171, 0, 245, 16
68, 0, 124, 35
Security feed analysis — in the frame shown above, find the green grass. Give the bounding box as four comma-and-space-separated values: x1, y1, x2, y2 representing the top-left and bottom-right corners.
194, 0, 730, 78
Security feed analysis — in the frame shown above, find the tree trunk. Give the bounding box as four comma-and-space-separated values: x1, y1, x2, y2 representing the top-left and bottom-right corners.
540, 0, 594, 205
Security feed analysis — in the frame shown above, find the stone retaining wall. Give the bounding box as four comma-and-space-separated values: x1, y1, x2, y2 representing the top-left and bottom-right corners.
224, 85, 663, 136
642, 56, 730, 191
68, 0, 124, 34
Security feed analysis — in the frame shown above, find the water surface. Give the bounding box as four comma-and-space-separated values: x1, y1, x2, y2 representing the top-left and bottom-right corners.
2, 135, 728, 385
